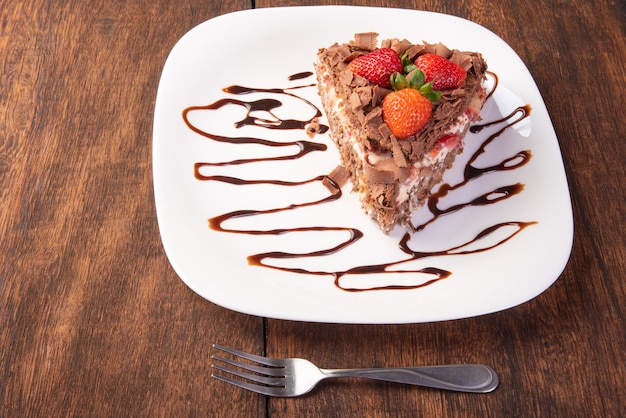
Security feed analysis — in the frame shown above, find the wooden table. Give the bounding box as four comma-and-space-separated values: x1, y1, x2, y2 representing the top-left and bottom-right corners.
2, 0, 624, 416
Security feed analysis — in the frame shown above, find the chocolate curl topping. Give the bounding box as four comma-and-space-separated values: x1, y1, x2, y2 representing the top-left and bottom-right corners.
352, 32, 379, 50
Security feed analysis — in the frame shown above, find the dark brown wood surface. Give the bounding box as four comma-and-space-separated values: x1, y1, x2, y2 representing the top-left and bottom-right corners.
1, 0, 624, 417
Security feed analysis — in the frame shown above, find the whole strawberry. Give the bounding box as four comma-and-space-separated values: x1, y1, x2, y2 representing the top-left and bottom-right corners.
347, 48, 402, 88
414, 53, 466, 90
382, 88, 432, 138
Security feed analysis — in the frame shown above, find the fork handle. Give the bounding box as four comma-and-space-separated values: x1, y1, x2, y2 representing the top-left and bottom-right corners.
320, 364, 498, 393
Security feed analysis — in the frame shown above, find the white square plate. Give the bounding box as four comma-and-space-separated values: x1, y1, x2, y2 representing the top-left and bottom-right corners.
153, 6, 573, 323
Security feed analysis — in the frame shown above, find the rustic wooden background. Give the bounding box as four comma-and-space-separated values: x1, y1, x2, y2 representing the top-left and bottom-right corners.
1, 0, 624, 416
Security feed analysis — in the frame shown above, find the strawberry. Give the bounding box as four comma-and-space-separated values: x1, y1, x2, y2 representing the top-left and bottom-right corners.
382, 88, 432, 138
347, 48, 402, 88
414, 53, 466, 90
429, 134, 461, 158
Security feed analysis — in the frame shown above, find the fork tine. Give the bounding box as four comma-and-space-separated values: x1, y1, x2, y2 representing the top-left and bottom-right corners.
211, 355, 285, 377
211, 372, 286, 397
211, 363, 284, 386
212, 344, 283, 367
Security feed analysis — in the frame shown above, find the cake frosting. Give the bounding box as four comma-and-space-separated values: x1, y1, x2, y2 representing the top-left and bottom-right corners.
315, 33, 487, 232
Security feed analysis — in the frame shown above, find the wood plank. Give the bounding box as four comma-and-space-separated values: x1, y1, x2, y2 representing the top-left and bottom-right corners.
0, 1, 265, 416
260, 0, 626, 417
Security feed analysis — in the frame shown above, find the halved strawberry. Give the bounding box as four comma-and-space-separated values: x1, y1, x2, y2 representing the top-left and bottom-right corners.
414, 54, 466, 90
429, 134, 461, 158
347, 48, 402, 88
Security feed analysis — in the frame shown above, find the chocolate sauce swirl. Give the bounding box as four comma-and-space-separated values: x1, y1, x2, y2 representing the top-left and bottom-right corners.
183, 76, 328, 167
411, 104, 533, 233
183, 72, 536, 292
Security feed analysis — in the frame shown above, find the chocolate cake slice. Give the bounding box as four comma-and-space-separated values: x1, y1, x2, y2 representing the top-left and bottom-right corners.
315, 33, 487, 233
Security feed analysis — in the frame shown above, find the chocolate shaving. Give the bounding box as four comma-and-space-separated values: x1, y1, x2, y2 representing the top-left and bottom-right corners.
352, 32, 378, 50
364, 161, 395, 184
389, 135, 407, 168
323, 165, 350, 190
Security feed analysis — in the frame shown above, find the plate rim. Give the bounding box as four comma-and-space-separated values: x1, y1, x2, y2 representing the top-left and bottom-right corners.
152, 5, 574, 324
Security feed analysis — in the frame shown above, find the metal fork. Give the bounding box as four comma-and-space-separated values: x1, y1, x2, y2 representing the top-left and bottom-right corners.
211, 344, 498, 397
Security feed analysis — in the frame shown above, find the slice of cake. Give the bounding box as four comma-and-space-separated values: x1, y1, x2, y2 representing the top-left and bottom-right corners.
315, 33, 487, 233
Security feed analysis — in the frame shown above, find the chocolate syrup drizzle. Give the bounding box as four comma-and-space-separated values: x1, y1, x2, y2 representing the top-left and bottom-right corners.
183, 80, 328, 167
411, 103, 532, 233
183, 71, 536, 292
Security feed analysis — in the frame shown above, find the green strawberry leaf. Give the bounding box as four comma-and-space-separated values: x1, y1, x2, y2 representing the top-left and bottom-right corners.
390, 72, 408, 90
419, 81, 442, 101
390, 69, 441, 101
407, 70, 425, 89
401, 51, 417, 73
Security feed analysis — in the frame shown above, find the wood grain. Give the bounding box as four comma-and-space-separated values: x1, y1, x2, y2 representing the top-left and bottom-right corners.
0, 1, 264, 417
259, 0, 626, 417
1, 0, 624, 417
